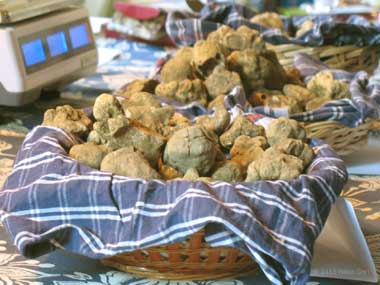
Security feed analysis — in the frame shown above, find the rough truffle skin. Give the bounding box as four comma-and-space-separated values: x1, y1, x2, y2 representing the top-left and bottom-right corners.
163, 126, 218, 176
101, 148, 161, 180
69, 142, 111, 169
42, 105, 92, 136
266, 117, 307, 146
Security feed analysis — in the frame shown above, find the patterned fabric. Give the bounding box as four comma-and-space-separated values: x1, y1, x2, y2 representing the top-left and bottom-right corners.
0, 123, 347, 285
165, 2, 380, 47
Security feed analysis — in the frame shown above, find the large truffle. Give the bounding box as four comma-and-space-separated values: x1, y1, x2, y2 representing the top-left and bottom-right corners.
42, 105, 92, 136
101, 148, 161, 180
245, 149, 304, 182
266, 117, 307, 146
155, 79, 208, 106
163, 126, 218, 176
69, 142, 111, 169
220, 115, 265, 148
93, 94, 124, 121
204, 65, 242, 99
230, 135, 267, 168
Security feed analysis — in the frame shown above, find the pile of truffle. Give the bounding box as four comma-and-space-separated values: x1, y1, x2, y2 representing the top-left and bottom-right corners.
42, 93, 315, 183
150, 24, 350, 115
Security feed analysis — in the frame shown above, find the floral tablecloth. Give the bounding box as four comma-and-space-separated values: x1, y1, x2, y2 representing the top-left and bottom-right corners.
0, 37, 379, 285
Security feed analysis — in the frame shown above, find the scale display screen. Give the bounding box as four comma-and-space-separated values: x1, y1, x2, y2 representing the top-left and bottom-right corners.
19, 21, 93, 72
69, 23, 90, 49
21, 38, 46, 67
46, 31, 69, 57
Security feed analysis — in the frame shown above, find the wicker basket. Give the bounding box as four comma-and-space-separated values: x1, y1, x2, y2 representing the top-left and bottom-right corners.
101, 230, 260, 280
304, 119, 380, 157
268, 44, 380, 73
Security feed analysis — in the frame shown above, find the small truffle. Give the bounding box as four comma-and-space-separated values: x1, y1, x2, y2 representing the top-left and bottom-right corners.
307, 71, 350, 100
120, 79, 159, 98
204, 65, 242, 99
230, 135, 267, 168
101, 148, 161, 180
211, 161, 244, 182
305, 97, 331, 111
192, 40, 224, 78
195, 105, 231, 135
155, 79, 208, 106
122, 92, 162, 108
250, 12, 284, 30
274, 138, 314, 167
69, 142, 111, 169
93, 94, 124, 121
220, 115, 265, 149
42, 105, 92, 136
160, 47, 194, 82
266, 117, 307, 146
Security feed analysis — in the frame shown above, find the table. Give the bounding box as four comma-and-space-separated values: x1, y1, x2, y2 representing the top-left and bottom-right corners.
0, 37, 379, 285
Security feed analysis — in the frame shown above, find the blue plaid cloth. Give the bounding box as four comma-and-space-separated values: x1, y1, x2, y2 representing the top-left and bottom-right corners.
0, 122, 347, 285
166, 2, 380, 47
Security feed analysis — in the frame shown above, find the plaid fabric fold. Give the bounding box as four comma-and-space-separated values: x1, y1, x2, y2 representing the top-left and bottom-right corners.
0, 123, 347, 285
166, 2, 380, 47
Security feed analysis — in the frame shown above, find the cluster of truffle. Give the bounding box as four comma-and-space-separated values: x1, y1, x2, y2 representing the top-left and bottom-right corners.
42, 95, 315, 183
155, 25, 350, 116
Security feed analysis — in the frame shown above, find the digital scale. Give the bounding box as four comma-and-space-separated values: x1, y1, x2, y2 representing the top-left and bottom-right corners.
0, 0, 98, 106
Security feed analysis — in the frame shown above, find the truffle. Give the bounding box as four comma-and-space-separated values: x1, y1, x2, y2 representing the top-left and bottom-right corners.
230, 135, 267, 168
101, 148, 161, 180
192, 40, 224, 78
163, 126, 218, 176
211, 161, 244, 182
307, 71, 350, 100
93, 93, 124, 121
120, 79, 159, 98
245, 149, 304, 182
204, 65, 242, 99
266, 117, 307, 146
69, 142, 111, 169
42, 105, 92, 136
250, 12, 284, 30
160, 47, 194, 83
220, 115, 265, 148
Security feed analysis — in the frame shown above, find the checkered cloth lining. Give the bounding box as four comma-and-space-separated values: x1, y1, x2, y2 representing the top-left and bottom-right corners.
0, 121, 347, 285
165, 2, 380, 47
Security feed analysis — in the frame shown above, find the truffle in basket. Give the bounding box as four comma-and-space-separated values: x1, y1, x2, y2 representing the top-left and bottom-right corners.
155, 79, 208, 107
42, 105, 92, 136
192, 40, 225, 78
204, 65, 242, 99
250, 12, 284, 30
266, 117, 306, 146
120, 79, 159, 98
160, 47, 194, 83
307, 71, 350, 100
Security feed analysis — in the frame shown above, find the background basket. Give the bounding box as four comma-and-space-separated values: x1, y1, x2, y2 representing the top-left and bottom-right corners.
101, 230, 260, 280
304, 119, 379, 156
268, 44, 380, 73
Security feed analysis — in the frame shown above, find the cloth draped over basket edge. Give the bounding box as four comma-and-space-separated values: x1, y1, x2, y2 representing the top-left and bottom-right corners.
165, 2, 380, 47
0, 122, 347, 285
